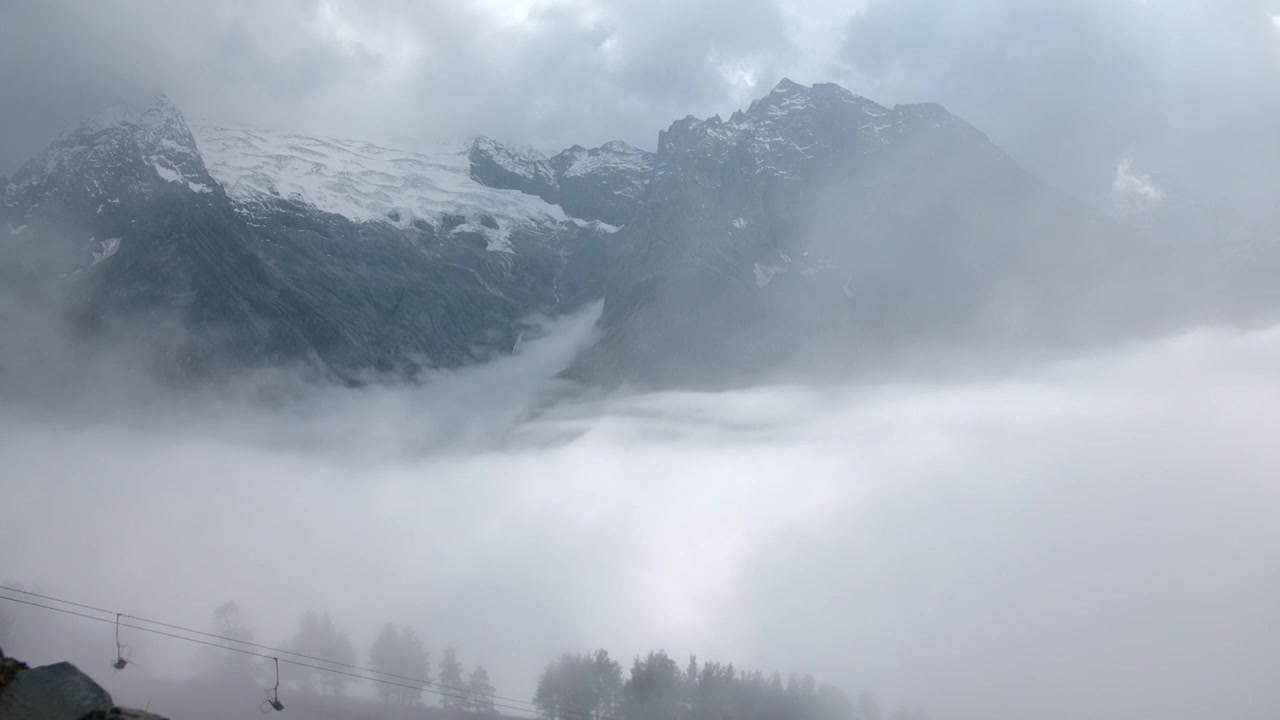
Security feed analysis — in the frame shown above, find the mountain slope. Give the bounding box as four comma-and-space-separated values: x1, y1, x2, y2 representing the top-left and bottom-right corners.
0, 93, 346, 374
1, 96, 619, 378
467, 136, 654, 226
5, 83, 1275, 389
565, 79, 1280, 387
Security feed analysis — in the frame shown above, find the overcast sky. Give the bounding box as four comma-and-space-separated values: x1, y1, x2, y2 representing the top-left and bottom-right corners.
3, 0, 1279, 215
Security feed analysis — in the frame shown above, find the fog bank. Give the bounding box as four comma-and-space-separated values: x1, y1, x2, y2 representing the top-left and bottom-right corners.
3, 317, 1279, 720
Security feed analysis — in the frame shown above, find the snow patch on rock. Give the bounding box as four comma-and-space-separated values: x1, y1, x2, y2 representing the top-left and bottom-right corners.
754, 263, 783, 288
451, 221, 514, 253
154, 160, 213, 194
153, 161, 182, 183
559, 141, 653, 178
572, 218, 621, 234
90, 237, 122, 266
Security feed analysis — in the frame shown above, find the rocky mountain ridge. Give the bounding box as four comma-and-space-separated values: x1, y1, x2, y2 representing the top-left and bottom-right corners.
1, 94, 622, 379
466, 136, 654, 226
3, 80, 1276, 388
566, 79, 1280, 386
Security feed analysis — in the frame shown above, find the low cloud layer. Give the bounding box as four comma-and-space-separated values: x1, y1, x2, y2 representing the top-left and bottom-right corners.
4, 312, 1280, 720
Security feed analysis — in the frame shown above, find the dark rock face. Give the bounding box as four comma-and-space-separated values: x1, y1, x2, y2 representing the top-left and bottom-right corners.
1, 647, 30, 688
2, 97, 620, 382
236, 196, 613, 374
0, 95, 339, 377
549, 142, 654, 226
79, 707, 170, 720
466, 137, 561, 206
467, 137, 654, 226
2, 93, 222, 282
0, 661, 114, 720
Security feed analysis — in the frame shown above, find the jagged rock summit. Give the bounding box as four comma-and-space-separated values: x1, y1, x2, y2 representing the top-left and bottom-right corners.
466, 135, 654, 226
564, 77, 1280, 387
7, 91, 217, 218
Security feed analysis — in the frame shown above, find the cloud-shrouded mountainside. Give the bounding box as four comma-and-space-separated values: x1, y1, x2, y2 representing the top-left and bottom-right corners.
566, 80, 1280, 387
0, 93, 635, 379
3, 80, 1277, 388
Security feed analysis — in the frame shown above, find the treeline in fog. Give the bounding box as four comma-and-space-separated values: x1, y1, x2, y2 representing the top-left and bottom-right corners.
198, 601, 497, 711
2, 596, 924, 720
533, 649, 923, 720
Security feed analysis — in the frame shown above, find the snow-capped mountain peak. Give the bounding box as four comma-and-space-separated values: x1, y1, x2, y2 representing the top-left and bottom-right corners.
554, 141, 652, 178
8, 91, 215, 205
651, 79, 971, 184
467, 136, 558, 184
73, 92, 190, 145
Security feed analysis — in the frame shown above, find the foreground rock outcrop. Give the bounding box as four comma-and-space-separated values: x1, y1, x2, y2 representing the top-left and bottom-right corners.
0, 648, 167, 720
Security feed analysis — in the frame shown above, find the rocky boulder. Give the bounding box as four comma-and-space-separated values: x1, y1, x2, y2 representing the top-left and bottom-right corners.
0, 650, 167, 720
1, 647, 30, 688
0, 661, 114, 720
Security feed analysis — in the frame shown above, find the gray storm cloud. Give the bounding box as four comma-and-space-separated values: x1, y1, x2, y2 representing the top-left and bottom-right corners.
6, 0, 1276, 218
843, 0, 1280, 216
0, 0, 798, 173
